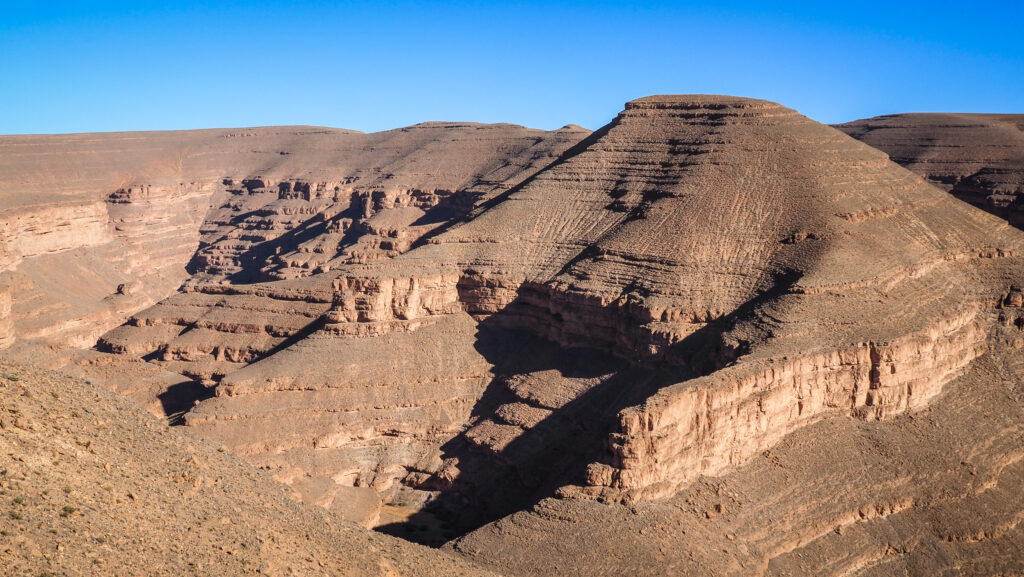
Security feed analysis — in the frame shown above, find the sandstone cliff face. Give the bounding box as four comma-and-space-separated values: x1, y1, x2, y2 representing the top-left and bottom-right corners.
837, 113, 1024, 229
0, 200, 111, 270
587, 310, 989, 501
0, 184, 217, 348
450, 350, 1024, 577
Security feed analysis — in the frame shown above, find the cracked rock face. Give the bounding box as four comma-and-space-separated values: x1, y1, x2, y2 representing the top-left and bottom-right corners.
4, 96, 1024, 576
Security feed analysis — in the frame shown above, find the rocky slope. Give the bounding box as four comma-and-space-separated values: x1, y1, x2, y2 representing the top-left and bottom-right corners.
450, 348, 1024, 576
0, 359, 500, 576
837, 113, 1024, 229
4, 96, 1024, 576
0, 123, 586, 349
87, 95, 1024, 565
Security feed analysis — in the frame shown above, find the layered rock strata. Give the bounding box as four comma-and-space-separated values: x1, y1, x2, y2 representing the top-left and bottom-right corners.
8, 96, 1024, 577
0, 123, 587, 349
837, 113, 1024, 228
449, 350, 1024, 577
95, 98, 1024, 555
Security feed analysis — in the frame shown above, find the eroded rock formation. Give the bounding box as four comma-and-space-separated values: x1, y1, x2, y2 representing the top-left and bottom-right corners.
4, 96, 1024, 576
0, 360, 499, 577
0, 123, 586, 349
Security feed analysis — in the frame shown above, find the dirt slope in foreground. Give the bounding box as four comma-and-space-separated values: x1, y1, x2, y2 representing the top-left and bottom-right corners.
0, 360, 499, 577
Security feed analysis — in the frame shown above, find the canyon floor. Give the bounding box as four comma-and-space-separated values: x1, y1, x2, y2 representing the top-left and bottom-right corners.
2, 96, 1024, 576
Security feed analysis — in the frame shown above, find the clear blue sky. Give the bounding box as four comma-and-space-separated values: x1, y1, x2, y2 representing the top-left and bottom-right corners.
1, 1, 1021, 134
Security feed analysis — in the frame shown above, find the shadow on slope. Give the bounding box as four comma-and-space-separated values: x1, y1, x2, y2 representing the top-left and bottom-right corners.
406, 118, 620, 253
375, 269, 801, 546
158, 379, 216, 425
150, 316, 328, 425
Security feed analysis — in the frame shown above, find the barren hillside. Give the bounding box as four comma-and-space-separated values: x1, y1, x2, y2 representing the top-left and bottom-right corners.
3, 96, 1024, 576
0, 360, 500, 576
837, 113, 1024, 229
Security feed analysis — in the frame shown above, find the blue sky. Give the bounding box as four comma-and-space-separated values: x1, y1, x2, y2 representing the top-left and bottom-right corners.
1, 1, 1021, 134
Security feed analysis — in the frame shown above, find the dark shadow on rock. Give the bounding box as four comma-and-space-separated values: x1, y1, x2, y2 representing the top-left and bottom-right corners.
949, 171, 1024, 232
224, 207, 363, 284
375, 269, 801, 546
410, 192, 477, 227
185, 204, 275, 277
406, 119, 619, 253
158, 380, 215, 426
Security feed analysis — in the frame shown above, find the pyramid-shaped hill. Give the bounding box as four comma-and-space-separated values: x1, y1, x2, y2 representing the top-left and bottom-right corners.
320, 95, 1021, 373
98, 96, 1024, 541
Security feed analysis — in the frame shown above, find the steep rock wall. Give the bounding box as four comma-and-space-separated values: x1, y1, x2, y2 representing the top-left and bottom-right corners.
585, 308, 989, 501
5, 182, 219, 347
0, 201, 112, 270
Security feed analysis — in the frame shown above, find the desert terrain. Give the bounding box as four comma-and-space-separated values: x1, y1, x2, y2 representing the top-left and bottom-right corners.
2, 95, 1024, 576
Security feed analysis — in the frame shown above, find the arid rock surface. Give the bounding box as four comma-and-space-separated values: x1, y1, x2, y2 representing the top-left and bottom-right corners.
838, 113, 1024, 229
0, 123, 585, 349
0, 360, 499, 576
3, 96, 1024, 576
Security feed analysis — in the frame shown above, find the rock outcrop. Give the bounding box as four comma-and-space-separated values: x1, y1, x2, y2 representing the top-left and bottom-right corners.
0, 123, 587, 349
449, 349, 1024, 577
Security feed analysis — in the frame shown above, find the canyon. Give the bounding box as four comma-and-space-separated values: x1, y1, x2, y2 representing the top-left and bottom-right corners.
3, 96, 1024, 576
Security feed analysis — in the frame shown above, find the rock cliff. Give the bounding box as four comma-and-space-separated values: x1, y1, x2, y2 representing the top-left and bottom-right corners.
0, 123, 586, 349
